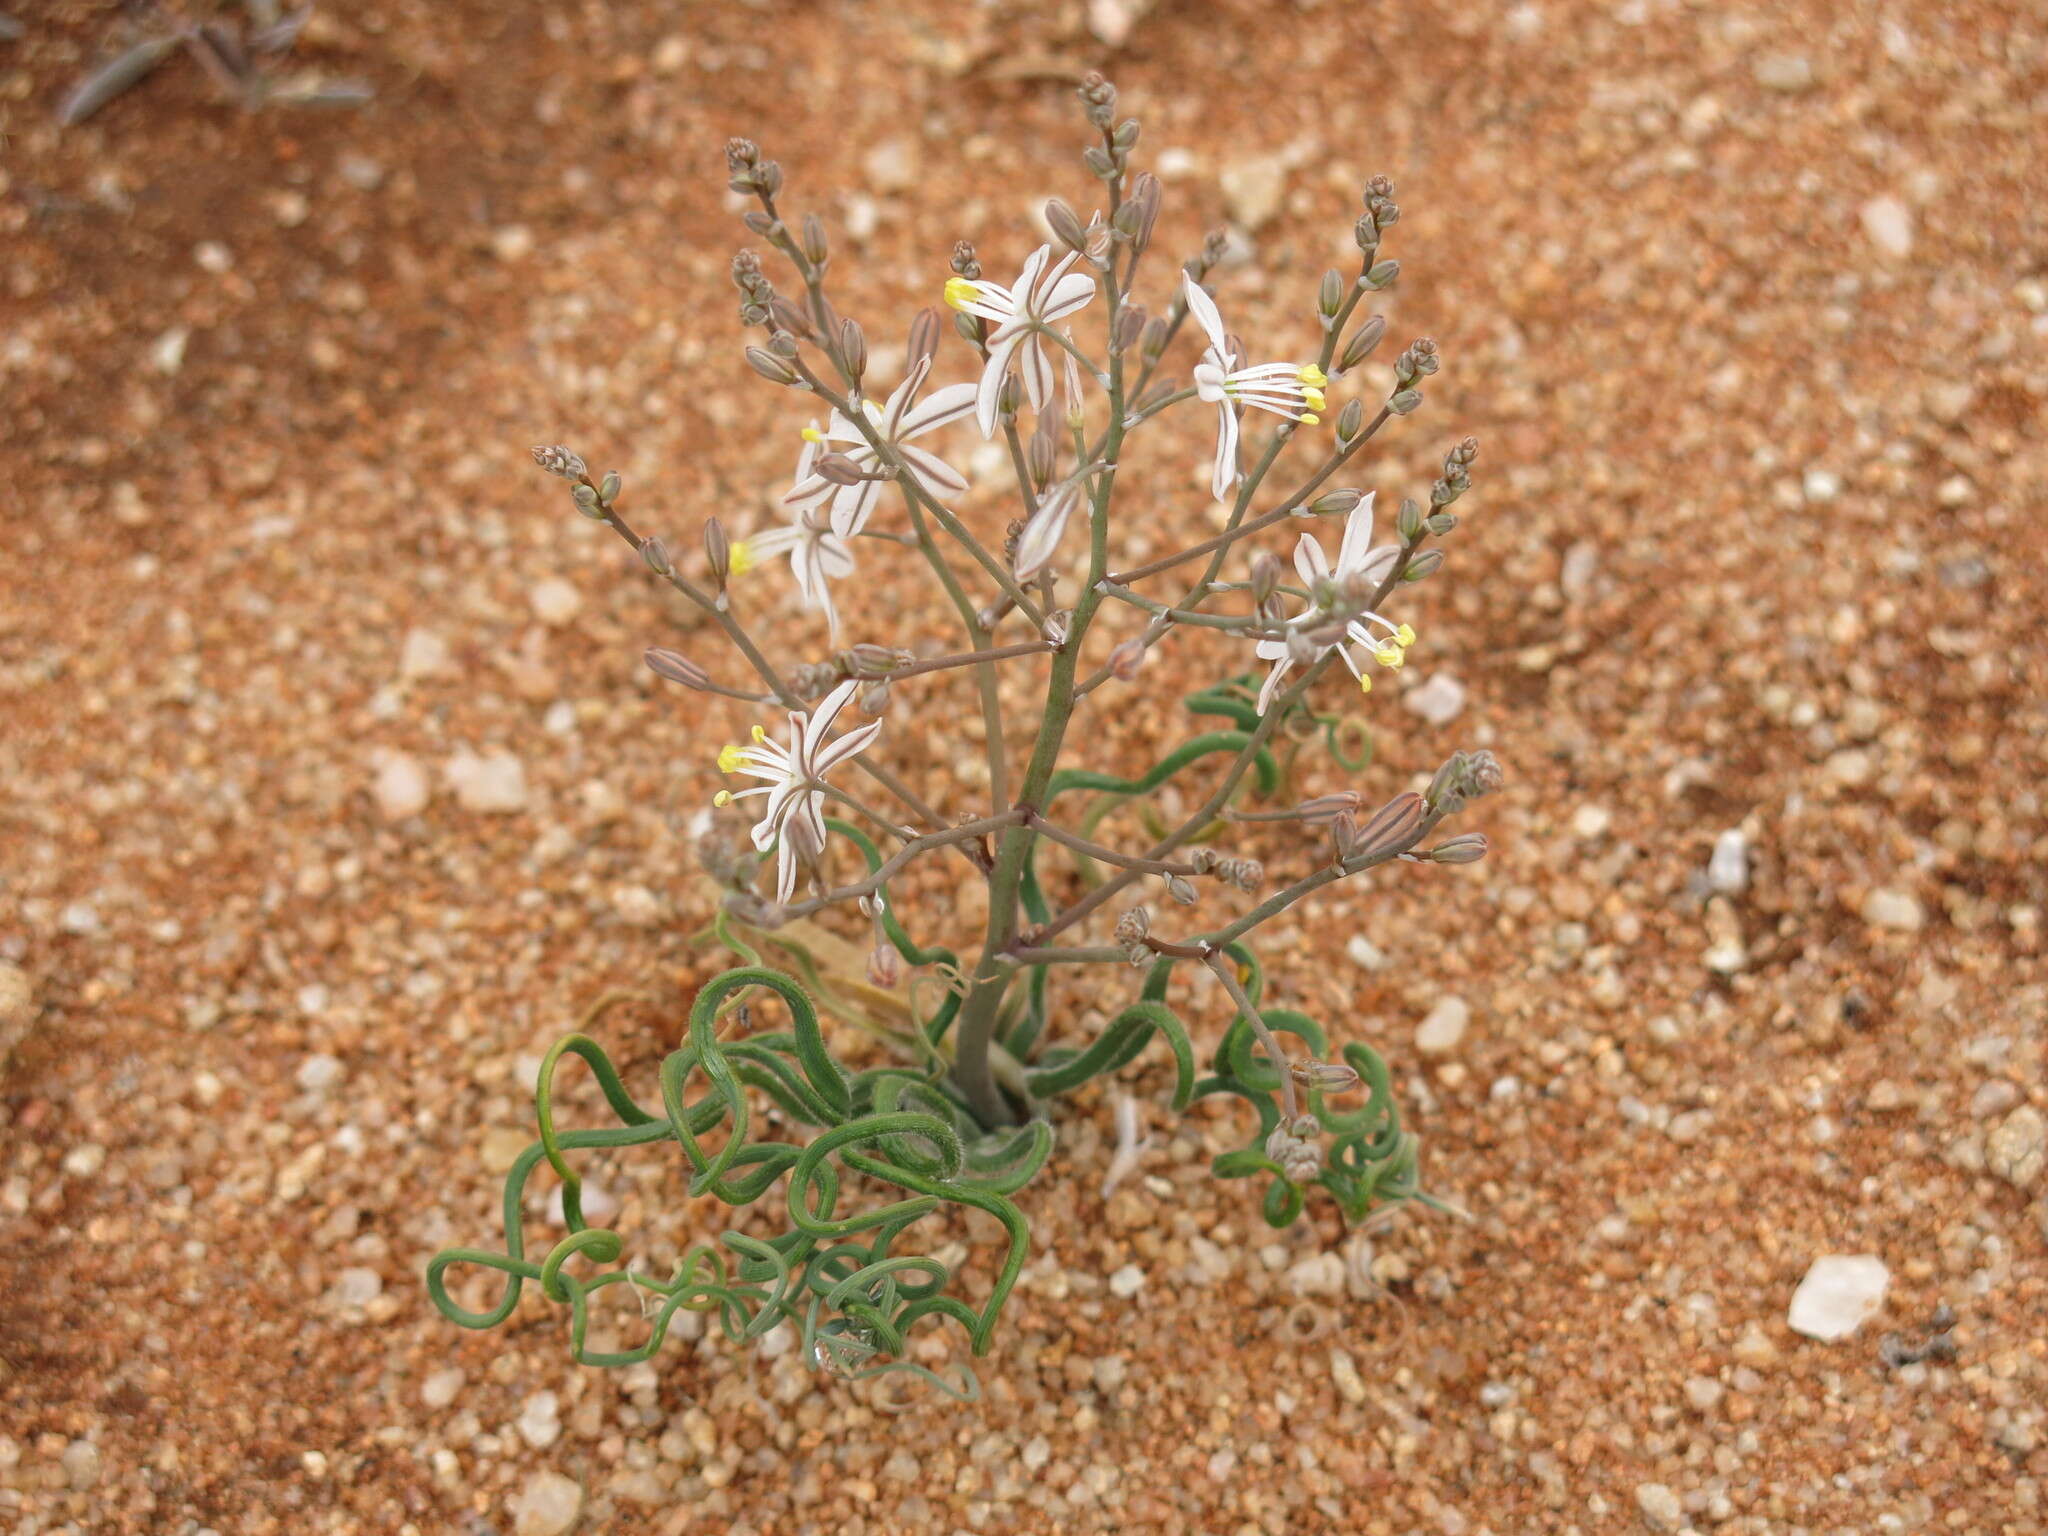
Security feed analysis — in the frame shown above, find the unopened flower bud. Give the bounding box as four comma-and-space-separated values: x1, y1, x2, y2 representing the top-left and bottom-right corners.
858, 678, 892, 715
838, 318, 867, 382
1426, 511, 1457, 536
1113, 906, 1150, 945
703, 517, 732, 586
815, 452, 865, 486
1403, 549, 1444, 580
1425, 833, 1490, 864
801, 212, 829, 267
1218, 857, 1264, 893
1186, 847, 1220, 875
1165, 875, 1198, 906
767, 328, 801, 359
1140, 316, 1170, 363
531, 444, 587, 481
639, 536, 672, 576
597, 470, 622, 505
1339, 314, 1387, 373
1111, 303, 1148, 356
847, 643, 909, 676
951, 240, 981, 280
1108, 637, 1146, 681
1309, 488, 1361, 517
1425, 753, 1468, 813
570, 483, 604, 519
1295, 791, 1363, 824
1317, 268, 1345, 321
1388, 387, 1423, 416
1366, 259, 1400, 289
770, 295, 813, 338
1043, 609, 1072, 646
1250, 552, 1283, 605
1466, 749, 1504, 796
1124, 171, 1161, 251
1335, 397, 1366, 444
1343, 790, 1426, 863
745, 346, 800, 386
1044, 197, 1087, 253
644, 647, 711, 689
1290, 1059, 1361, 1091
1397, 497, 1424, 541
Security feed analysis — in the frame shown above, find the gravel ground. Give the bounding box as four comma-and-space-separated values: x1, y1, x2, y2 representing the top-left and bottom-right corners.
3, 2, 2044, 1533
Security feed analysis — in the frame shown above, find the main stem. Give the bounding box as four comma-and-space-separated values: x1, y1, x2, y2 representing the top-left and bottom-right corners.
952, 259, 1129, 1127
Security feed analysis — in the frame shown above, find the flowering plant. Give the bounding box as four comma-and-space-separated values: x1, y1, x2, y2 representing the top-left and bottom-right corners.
431, 74, 1498, 1395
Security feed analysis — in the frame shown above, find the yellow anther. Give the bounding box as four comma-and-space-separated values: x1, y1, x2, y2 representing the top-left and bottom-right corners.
1297, 364, 1329, 387
801, 425, 825, 444
1358, 673, 1373, 695
717, 745, 745, 773
712, 790, 734, 807
1298, 411, 1321, 426
1373, 642, 1405, 669
943, 276, 980, 312
1301, 387, 1327, 411
1395, 623, 1417, 648
729, 540, 756, 575
751, 724, 768, 744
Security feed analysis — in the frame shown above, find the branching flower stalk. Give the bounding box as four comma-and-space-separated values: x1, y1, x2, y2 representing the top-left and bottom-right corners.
433, 77, 1503, 1390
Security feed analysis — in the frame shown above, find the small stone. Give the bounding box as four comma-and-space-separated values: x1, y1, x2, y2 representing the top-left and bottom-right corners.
517, 1391, 562, 1450
1861, 888, 1924, 932
1706, 828, 1749, 895
1092, 1355, 1127, 1394
1635, 1482, 1682, 1531
151, 326, 190, 376
1683, 1376, 1724, 1413
295, 1053, 344, 1093
491, 225, 537, 262
1345, 934, 1388, 970
60, 1439, 101, 1491
59, 901, 102, 936
511, 1469, 584, 1536
63, 1143, 107, 1178
1986, 1104, 2045, 1188
1801, 467, 1841, 502
1730, 1324, 1778, 1368
863, 138, 919, 193
194, 240, 234, 273
530, 578, 582, 628
1328, 1348, 1368, 1405
1571, 805, 1611, 840
1220, 153, 1290, 231
421, 1367, 466, 1409
1970, 1080, 2020, 1119
1415, 997, 1470, 1055
650, 35, 689, 74
1108, 1263, 1145, 1298
1402, 673, 1467, 726
1787, 1254, 1888, 1341
1752, 53, 1813, 91
1285, 1251, 1346, 1298
447, 751, 529, 814
611, 885, 662, 928
1860, 195, 1914, 259
399, 627, 454, 681
373, 753, 431, 822
332, 1267, 383, 1307
0, 962, 35, 1062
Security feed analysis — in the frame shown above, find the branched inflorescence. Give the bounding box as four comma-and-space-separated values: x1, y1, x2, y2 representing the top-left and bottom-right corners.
433, 75, 1502, 1390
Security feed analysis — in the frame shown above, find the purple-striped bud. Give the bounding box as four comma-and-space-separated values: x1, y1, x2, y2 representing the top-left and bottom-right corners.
644, 648, 711, 690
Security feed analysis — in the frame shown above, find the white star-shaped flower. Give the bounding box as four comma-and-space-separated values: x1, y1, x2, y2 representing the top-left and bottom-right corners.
741, 426, 863, 639
1182, 272, 1328, 501
945, 245, 1098, 438
1253, 492, 1413, 714
1011, 478, 1086, 581
783, 356, 977, 534
713, 679, 882, 905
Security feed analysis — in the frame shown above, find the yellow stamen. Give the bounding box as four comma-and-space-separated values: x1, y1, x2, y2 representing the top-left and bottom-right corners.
1297, 411, 1321, 426
1297, 364, 1328, 387
943, 276, 980, 312
1396, 623, 1416, 648
1301, 387, 1327, 411
712, 790, 734, 807
751, 724, 768, 744
1373, 642, 1405, 669
1358, 673, 1373, 695
801, 426, 825, 444
729, 540, 756, 576
717, 745, 745, 773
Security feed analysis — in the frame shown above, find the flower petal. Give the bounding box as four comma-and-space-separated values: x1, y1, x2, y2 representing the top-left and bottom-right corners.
975, 333, 1023, 438
1180, 272, 1230, 356
1256, 656, 1292, 715
1211, 401, 1239, 501
898, 381, 978, 438
1018, 334, 1054, 411
1293, 530, 1329, 588
899, 443, 969, 499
